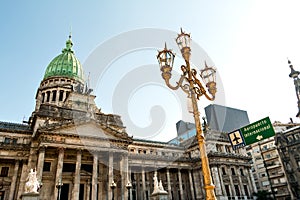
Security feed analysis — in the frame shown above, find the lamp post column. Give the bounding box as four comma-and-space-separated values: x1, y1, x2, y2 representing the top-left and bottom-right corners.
186, 61, 216, 200
157, 28, 218, 200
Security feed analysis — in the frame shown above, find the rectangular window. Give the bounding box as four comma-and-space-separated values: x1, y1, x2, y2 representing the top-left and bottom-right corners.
244, 185, 249, 196
225, 185, 231, 196
262, 145, 268, 150
231, 168, 236, 175
4, 138, 10, 144
62, 163, 75, 172
257, 164, 264, 169
234, 185, 240, 196
12, 139, 17, 144
0, 167, 9, 177
259, 173, 266, 178
222, 167, 226, 175
265, 154, 271, 159
280, 178, 286, 183
240, 168, 244, 176
43, 162, 51, 172
262, 181, 269, 186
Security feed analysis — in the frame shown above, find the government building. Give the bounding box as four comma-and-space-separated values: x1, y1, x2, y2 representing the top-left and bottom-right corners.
0, 36, 257, 200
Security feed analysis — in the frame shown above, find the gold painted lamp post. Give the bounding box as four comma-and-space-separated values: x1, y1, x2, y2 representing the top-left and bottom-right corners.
157, 28, 217, 200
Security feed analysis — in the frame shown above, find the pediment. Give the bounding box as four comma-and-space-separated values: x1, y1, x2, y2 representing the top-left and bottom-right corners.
40, 120, 121, 140
61, 123, 116, 139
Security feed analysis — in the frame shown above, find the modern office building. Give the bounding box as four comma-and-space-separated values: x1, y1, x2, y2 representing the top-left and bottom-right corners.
205, 104, 250, 133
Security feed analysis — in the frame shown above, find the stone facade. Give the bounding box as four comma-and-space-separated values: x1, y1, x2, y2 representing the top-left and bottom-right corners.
275, 125, 300, 199
0, 36, 256, 200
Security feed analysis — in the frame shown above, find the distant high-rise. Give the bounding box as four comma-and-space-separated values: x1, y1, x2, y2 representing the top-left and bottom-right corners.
205, 104, 250, 132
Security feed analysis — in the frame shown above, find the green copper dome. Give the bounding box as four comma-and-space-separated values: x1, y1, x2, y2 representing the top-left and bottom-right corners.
43, 35, 84, 83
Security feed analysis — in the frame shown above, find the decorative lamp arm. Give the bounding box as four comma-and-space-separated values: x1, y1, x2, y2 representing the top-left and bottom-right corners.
163, 74, 186, 91
192, 71, 216, 101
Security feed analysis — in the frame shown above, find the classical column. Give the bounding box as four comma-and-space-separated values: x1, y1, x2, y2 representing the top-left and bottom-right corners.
86, 179, 91, 200
188, 170, 195, 200
166, 168, 172, 200
228, 170, 236, 197
178, 169, 184, 200
72, 149, 82, 200
142, 167, 146, 200
36, 146, 45, 181
192, 169, 201, 198
198, 170, 205, 199
98, 162, 104, 200
108, 152, 113, 200
49, 91, 53, 102
8, 160, 19, 200
211, 167, 222, 195
16, 160, 28, 199
44, 92, 48, 103
123, 155, 129, 200
91, 154, 98, 200
62, 90, 67, 101
217, 167, 226, 196
248, 168, 257, 194
237, 169, 245, 197
53, 148, 64, 200
128, 165, 132, 200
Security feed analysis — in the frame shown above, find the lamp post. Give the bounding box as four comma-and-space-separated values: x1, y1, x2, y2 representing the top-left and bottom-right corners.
126, 181, 132, 200
56, 179, 63, 200
157, 28, 217, 200
110, 180, 117, 200
288, 59, 300, 117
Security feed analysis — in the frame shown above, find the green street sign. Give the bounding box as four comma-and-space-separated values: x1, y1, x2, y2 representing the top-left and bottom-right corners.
228, 117, 275, 150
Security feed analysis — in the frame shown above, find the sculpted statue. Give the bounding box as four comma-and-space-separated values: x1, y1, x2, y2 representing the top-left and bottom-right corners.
152, 172, 167, 195
152, 173, 159, 194
24, 169, 40, 193
158, 180, 165, 191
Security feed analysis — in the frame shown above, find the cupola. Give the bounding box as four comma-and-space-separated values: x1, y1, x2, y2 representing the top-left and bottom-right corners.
43, 35, 84, 84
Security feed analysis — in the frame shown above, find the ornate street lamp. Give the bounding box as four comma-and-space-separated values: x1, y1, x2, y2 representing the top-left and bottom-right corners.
110, 180, 117, 200
288, 59, 300, 117
126, 181, 132, 200
157, 28, 217, 200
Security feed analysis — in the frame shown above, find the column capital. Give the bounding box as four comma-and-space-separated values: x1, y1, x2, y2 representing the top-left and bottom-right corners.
76, 148, 83, 154
38, 145, 46, 152
57, 147, 65, 153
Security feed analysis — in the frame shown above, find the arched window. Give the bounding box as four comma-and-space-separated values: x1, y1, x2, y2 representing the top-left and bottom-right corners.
52, 90, 57, 102
41, 93, 45, 103
46, 91, 50, 102
59, 90, 64, 101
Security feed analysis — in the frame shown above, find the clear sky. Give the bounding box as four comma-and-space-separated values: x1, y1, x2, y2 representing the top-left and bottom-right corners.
1, 0, 300, 141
